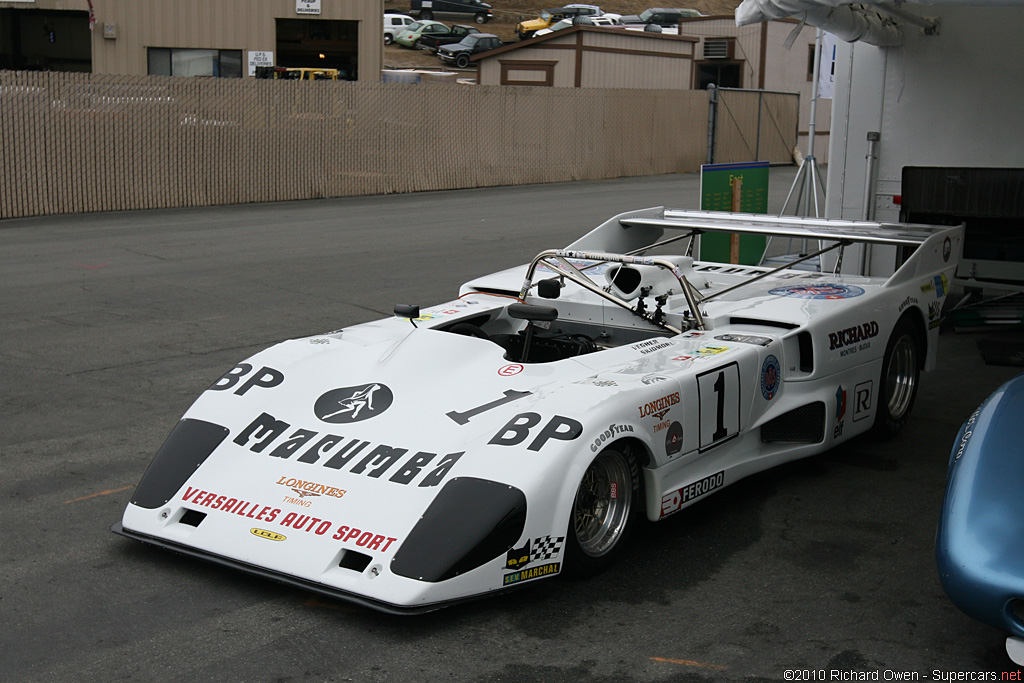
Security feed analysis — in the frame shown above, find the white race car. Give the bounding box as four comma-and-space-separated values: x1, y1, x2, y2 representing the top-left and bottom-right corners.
114, 208, 962, 613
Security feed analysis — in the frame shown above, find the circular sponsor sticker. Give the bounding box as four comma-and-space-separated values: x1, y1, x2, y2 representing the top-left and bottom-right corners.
498, 363, 524, 377
314, 383, 393, 423
761, 355, 781, 400
768, 283, 865, 299
665, 421, 684, 456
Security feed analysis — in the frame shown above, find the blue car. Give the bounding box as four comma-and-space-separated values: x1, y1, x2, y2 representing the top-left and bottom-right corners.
937, 372, 1024, 666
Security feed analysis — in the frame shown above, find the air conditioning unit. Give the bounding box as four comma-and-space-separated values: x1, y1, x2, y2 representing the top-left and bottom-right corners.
703, 39, 731, 59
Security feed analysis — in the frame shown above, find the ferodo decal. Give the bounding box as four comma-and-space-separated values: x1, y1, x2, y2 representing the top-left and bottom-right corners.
180, 487, 398, 551
638, 392, 680, 420
488, 413, 583, 451
660, 470, 725, 517
768, 284, 865, 299
760, 355, 780, 400
233, 412, 462, 488
210, 364, 284, 395
502, 562, 560, 586
505, 535, 565, 570
590, 423, 635, 453
251, 528, 286, 542
314, 383, 393, 424
828, 321, 878, 351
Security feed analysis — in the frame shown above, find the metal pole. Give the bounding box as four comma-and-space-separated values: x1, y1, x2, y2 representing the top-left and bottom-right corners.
860, 131, 880, 274
804, 29, 823, 217
706, 84, 718, 165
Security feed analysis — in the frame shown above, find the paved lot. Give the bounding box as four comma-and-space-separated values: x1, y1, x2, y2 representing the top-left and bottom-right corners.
3, 169, 1022, 681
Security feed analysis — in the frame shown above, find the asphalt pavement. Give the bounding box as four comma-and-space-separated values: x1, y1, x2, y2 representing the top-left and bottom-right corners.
2, 168, 1022, 681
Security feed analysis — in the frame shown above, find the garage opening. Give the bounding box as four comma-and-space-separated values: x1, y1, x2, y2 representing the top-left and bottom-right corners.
901, 167, 1024, 289
275, 18, 358, 80
0, 8, 91, 72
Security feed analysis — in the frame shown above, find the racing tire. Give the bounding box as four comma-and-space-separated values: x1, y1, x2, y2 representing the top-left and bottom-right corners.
454, 54, 471, 69
565, 447, 639, 576
384, 34, 393, 45
420, 10, 433, 19
872, 317, 922, 438
474, 12, 488, 23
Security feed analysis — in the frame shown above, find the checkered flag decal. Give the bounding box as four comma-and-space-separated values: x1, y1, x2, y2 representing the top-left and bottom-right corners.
531, 535, 564, 561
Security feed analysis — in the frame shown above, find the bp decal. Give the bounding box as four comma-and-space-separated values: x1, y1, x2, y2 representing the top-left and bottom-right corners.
314, 383, 394, 424
768, 284, 865, 300
760, 355, 780, 400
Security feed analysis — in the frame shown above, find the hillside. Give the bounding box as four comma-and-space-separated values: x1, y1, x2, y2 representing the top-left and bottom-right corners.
383, 0, 743, 69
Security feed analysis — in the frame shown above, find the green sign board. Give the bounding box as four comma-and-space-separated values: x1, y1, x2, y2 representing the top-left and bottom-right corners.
699, 161, 769, 265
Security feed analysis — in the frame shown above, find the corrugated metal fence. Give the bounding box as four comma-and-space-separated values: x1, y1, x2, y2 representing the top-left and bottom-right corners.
0, 71, 797, 219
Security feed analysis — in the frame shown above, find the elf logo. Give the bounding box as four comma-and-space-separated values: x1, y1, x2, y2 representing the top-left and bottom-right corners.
250, 528, 286, 542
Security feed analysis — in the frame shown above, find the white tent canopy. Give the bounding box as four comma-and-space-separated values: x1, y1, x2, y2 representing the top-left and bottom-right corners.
735, 0, 1024, 46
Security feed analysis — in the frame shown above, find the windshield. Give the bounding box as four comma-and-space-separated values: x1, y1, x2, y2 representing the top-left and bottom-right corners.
540, 10, 552, 20
408, 21, 424, 31
638, 9, 654, 21
462, 34, 481, 46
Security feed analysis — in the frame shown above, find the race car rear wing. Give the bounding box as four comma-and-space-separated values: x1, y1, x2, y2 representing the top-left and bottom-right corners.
565, 208, 963, 287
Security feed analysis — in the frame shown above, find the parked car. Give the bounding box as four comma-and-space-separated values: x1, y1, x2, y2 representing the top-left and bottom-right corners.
437, 32, 503, 68
384, 13, 416, 45
534, 15, 617, 36
516, 5, 602, 39
417, 24, 481, 53
618, 7, 704, 27
394, 19, 450, 48
936, 372, 1024, 666
409, 0, 493, 24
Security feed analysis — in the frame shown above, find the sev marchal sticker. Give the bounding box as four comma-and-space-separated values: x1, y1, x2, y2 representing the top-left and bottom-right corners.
768, 284, 865, 299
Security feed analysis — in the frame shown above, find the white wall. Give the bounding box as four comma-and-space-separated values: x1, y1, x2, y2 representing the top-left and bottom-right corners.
827, 5, 1024, 236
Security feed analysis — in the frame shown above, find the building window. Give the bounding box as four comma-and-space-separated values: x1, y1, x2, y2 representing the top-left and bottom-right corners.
499, 60, 556, 87
807, 44, 815, 81
147, 48, 242, 78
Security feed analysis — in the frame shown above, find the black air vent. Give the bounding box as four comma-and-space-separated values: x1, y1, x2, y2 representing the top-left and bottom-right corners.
761, 403, 825, 443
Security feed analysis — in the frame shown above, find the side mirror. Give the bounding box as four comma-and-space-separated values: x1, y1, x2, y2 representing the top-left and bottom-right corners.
537, 279, 561, 299
394, 304, 420, 319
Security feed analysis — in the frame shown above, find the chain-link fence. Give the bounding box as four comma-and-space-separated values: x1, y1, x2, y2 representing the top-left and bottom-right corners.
1, 71, 795, 219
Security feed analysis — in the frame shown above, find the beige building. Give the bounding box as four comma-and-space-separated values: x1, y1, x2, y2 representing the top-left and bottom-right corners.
0, 0, 384, 81
476, 18, 830, 161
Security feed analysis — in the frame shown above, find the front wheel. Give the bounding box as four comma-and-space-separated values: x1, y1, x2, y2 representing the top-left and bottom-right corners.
454, 54, 471, 68
384, 34, 393, 45
872, 317, 921, 437
565, 448, 638, 576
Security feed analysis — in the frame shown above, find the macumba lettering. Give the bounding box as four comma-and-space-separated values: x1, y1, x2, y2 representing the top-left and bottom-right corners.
638, 392, 680, 419
181, 487, 399, 551
233, 412, 462, 487
828, 321, 878, 350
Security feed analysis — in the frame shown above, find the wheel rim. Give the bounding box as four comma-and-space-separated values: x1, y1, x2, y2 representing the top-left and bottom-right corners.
885, 333, 917, 419
573, 450, 632, 558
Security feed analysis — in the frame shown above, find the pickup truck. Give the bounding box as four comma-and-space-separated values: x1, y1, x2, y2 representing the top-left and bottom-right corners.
417, 24, 480, 52
437, 33, 503, 68
409, 0, 493, 24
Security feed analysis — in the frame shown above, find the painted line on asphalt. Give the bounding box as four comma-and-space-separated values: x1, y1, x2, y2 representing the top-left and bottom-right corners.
63, 485, 133, 504
650, 657, 728, 670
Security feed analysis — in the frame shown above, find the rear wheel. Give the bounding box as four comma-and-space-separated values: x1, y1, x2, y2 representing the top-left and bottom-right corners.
566, 448, 638, 575
872, 317, 921, 437
475, 12, 488, 23
420, 10, 433, 19
384, 34, 393, 45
